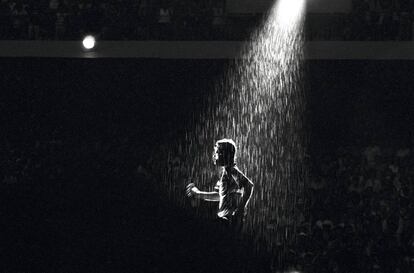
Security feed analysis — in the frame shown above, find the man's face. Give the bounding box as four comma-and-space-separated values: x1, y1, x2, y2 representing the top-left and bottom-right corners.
212, 145, 224, 166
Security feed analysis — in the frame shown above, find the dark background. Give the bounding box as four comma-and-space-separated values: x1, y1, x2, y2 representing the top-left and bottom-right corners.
1, 59, 414, 272
308, 61, 414, 152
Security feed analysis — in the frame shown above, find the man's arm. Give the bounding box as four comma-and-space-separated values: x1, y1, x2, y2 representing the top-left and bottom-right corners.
186, 183, 220, 202
239, 176, 254, 209
233, 170, 254, 216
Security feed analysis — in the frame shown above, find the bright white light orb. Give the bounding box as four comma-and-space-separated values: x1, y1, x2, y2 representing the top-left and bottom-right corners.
82, 35, 96, 50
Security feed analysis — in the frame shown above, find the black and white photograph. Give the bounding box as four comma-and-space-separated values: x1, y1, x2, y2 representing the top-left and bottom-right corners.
1, 0, 414, 272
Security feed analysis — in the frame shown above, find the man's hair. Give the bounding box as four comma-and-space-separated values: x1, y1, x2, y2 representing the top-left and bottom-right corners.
215, 138, 237, 165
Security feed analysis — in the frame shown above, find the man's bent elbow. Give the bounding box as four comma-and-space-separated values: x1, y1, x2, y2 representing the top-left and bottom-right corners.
247, 181, 254, 193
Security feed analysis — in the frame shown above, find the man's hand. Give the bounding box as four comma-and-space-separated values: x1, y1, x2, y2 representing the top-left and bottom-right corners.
186, 183, 199, 197
186, 183, 220, 202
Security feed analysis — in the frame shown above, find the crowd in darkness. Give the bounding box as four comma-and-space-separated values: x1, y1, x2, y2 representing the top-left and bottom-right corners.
349, 0, 414, 40
2, 0, 414, 40
3, 134, 414, 272
307, 0, 414, 40
0, 0, 229, 40
160, 142, 414, 272
4, 128, 413, 272
293, 145, 414, 272
2, 60, 414, 271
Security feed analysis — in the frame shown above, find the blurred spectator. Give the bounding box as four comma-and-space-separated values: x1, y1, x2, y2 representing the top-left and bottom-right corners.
27, 4, 41, 40
211, 1, 226, 39
10, 2, 28, 39
49, 0, 59, 11
156, 2, 172, 39
55, 7, 67, 39
65, 4, 81, 39
171, 0, 189, 39
364, 144, 381, 167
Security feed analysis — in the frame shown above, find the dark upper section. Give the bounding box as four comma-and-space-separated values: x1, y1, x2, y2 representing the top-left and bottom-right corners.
0, 0, 414, 41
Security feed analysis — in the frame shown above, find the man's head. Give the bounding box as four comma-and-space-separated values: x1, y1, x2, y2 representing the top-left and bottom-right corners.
213, 138, 237, 167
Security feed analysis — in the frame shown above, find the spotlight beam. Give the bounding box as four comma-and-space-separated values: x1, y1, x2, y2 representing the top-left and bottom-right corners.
162, 0, 308, 267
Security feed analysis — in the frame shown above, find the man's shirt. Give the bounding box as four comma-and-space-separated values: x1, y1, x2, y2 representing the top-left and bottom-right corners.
215, 166, 244, 220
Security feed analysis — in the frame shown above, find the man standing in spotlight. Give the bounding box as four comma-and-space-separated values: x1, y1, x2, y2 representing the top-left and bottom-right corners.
186, 139, 254, 232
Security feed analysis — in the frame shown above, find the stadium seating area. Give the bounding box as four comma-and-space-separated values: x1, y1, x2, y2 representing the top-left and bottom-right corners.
295, 145, 414, 272
3, 137, 413, 272
1, 0, 414, 40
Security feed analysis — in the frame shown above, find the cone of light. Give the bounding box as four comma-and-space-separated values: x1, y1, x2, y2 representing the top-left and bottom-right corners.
158, 0, 308, 267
